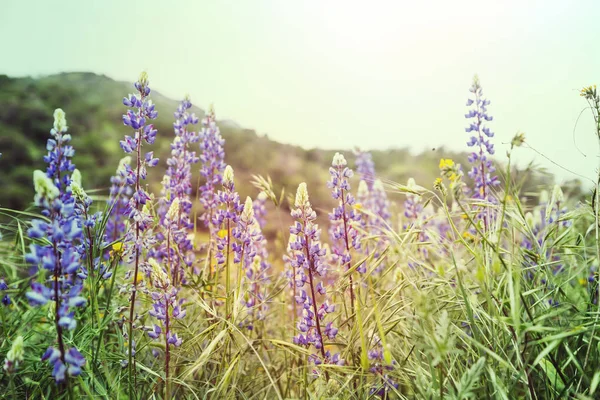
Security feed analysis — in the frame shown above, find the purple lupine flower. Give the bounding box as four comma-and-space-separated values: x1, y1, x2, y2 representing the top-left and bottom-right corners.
120, 72, 159, 378
403, 178, 423, 222
198, 106, 227, 289
253, 191, 268, 230
355, 176, 391, 274
151, 97, 199, 280
0, 278, 10, 306
232, 197, 261, 268
367, 334, 398, 397
42, 346, 86, 383
214, 166, 244, 264
25, 110, 86, 383
43, 109, 76, 196
198, 105, 226, 232
284, 233, 301, 318
370, 179, 391, 228
354, 149, 376, 190
158, 96, 199, 224
146, 258, 185, 384
522, 186, 571, 278
212, 166, 244, 314
70, 170, 110, 281
105, 157, 133, 250
289, 183, 341, 374
327, 153, 363, 322
353, 149, 391, 233
465, 75, 500, 205
235, 197, 271, 330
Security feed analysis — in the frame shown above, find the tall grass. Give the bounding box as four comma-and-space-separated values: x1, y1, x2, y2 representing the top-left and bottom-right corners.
0, 78, 598, 400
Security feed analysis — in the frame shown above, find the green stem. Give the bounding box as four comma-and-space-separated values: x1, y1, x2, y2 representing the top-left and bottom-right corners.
93, 254, 121, 368
225, 217, 231, 317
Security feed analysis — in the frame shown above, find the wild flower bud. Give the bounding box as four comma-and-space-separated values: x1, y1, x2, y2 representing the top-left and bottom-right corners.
149, 258, 169, 288
223, 165, 234, 186
552, 184, 564, 204
139, 71, 149, 89
117, 156, 131, 174
71, 168, 82, 186
53, 108, 68, 133
511, 131, 526, 147
3, 335, 24, 372
295, 183, 309, 208
332, 152, 347, 167
242, 196, 254, 222
33, 170, 59, 202
166, 197, 181, 222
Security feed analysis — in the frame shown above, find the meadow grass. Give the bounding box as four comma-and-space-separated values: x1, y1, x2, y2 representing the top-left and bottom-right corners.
0, 78, 599, 400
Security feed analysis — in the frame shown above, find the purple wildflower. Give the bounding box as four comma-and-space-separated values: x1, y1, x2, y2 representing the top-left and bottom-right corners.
354, 149, 376, 190
146, 258, 185, 388
25, 109, 86, 383
235, 197, 271, 330
152, 97, 199, 280
367, 335, 398, 397
356, 178, 391, 273
522, 186, 571, 277
289, 183, 340, 374
105, 157, 133, 249
213, 166, 243, 313
253, 191, 268, 230
43, 109, 76, 196
0, 278, 10, 306
120, 72, 159, 381
328, 153, 362, 322
465, 75, 499, 205
70, 170, 110, 282
198, 105, 226, 232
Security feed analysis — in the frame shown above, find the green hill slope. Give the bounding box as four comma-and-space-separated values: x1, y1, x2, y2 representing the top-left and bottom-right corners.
0, 72, 556, 228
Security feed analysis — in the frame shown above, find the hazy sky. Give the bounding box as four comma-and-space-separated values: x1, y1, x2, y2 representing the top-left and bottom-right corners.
2, 0, 600, 185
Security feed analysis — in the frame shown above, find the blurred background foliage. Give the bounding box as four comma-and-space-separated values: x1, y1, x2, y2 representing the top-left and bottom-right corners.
0, 72, 582, 236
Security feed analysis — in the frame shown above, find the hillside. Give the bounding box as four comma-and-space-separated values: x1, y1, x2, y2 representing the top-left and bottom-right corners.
0, 73, 556, 227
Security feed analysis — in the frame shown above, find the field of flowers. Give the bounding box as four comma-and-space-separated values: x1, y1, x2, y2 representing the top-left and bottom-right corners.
0, 72, 599, 399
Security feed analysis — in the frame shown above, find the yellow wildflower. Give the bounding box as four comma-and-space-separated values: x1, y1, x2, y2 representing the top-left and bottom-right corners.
109, 242, 124, 259
439, 158, 455, 170
217, 229, 229, 239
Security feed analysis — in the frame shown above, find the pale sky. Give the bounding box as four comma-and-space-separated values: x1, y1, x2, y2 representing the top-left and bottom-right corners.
2, 0, 600, 185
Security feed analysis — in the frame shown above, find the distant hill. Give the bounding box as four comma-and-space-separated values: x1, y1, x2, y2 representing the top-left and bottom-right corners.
0, 72, 559, 234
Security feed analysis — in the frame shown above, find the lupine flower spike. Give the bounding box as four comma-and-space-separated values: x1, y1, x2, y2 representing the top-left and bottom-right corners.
119, 71, 159, 385
327, 153, 362, 318
152, 97, 199, 281
25, 110, 86, 383
354, 149, 376, 190
465, 75, 499, 228
105, 156, 133, 249
198, 105, 226, 281
146, 258, 185, 398
213, 165, 243, 314
235, 196, 271, 330
289, 183, 341, 377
